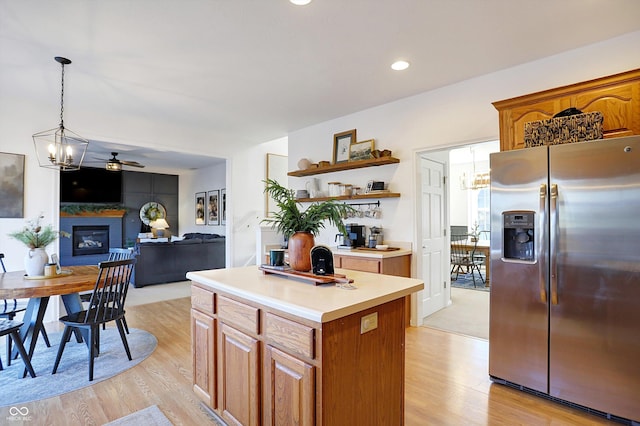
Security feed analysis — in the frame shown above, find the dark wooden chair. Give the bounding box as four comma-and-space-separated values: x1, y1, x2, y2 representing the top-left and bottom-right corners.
450, 234, 485, 287
52, 258, 136, 381
0, 319, 36, 378
80, 248, 135, 333
0, 253, 51, 366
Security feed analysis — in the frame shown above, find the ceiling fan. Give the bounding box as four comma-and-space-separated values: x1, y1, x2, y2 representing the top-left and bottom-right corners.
95, 152, 145, 171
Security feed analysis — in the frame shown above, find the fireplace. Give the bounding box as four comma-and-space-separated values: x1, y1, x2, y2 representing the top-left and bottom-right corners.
73, 225, 110, 256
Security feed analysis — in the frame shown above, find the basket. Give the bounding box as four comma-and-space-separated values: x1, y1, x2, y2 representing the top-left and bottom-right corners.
524, 111, 603, 148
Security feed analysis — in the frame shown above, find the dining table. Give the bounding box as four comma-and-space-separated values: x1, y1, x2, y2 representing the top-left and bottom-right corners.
0, 265, 100, 373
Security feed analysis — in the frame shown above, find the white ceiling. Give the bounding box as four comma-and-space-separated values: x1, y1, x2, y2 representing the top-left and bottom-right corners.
2, 0, 640, 171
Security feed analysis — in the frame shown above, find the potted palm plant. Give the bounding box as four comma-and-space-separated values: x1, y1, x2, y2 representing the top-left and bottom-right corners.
262, 179, 354, 272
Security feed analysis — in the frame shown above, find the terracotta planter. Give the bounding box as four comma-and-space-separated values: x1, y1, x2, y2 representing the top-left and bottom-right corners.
287, 232, 315, 272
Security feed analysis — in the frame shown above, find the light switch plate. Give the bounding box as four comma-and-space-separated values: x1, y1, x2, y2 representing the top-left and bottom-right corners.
360, 312, 378, 334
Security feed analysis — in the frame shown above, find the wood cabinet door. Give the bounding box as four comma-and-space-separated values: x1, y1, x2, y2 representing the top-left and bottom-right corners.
219, 323, 260, 426
574, 82, 638, 139
263, 345, 315, 426
499, 99, 564, 151
191, 309, 216, 408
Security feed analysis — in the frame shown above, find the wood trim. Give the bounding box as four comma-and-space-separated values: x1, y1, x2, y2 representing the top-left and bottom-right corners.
287, 156, 399, 177
493, 68, 640, 109
60, 209, 126, 218
295, 192, 400, 202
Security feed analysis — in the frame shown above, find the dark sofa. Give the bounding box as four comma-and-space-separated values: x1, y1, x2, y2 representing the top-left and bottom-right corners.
133, 233, 225, 287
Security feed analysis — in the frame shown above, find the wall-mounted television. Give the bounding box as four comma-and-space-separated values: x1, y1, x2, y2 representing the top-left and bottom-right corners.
60, 167, 123, 203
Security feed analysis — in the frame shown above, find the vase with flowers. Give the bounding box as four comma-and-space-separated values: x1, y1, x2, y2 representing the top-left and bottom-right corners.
8, 214, 70, 276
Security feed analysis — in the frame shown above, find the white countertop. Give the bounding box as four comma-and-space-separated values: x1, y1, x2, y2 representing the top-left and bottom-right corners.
331, 246, 412, 259
187, 265, 423, 323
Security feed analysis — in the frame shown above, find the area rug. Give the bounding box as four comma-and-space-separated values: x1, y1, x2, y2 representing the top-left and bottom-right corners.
451, 272, 490, 291
105, 405, 173, 426
0, 327, 157, 407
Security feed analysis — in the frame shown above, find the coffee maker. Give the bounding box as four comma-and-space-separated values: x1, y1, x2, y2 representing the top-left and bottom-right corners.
336, 224, 366, 248
368, 226, 383, 248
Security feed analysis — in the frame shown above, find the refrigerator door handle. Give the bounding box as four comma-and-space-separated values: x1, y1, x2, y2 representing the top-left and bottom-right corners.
550, 183, 559, 305
539, 183, 548, 303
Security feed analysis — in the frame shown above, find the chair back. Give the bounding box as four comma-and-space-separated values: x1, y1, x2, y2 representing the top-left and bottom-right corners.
108, 248, 135, 261
0, 253, 27, 318
84, 258, 136, 325
451, 235, 471, 264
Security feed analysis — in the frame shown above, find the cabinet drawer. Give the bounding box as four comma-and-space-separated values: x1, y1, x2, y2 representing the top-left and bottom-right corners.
340, 256, 381, 273
265, 313, 315, 359
218, 295, 260, 334
191, 285, 215, 314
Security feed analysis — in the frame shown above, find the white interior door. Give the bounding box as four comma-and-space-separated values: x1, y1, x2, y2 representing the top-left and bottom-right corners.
419, 157, 446, 318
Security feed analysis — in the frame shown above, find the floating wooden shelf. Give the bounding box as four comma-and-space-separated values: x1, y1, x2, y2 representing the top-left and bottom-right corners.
287, 156, 399, 177
295, 192, 400, 203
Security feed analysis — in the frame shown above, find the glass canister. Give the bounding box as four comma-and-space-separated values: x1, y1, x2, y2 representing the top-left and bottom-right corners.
341, 184, 353, 196
328, 182, 341, 197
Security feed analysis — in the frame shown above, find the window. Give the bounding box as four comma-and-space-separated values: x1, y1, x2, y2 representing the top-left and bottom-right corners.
469, 187, 490, 240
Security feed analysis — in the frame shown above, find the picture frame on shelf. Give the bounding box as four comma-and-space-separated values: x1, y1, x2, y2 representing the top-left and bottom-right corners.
333, 129, 356, 164
195, 192, 206, 225
221, 188, 227, 225
207, 190, 220, 225
349, 139, 375, 161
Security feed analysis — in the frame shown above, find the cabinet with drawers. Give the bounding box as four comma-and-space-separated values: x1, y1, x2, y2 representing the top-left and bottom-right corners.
333, 249, 412, 325
191, 285, 321, 425
189, 266, 423, 425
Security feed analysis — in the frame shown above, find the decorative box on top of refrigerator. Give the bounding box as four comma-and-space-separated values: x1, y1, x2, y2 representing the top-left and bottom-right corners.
523, 111, 604, 148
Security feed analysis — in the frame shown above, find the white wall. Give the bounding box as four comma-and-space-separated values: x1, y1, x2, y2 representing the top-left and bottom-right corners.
287, 31, 640, 257
178, 161, 227, 236
228, 137, 288, 267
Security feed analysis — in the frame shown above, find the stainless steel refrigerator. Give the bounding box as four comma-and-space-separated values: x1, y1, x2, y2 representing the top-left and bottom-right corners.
489, 135, 640, 422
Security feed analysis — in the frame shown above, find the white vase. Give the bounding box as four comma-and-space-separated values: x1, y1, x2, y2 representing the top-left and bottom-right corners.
24, 247, 49, 276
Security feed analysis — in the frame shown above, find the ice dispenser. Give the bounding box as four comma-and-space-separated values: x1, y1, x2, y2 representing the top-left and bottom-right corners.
503, 211, 535, 261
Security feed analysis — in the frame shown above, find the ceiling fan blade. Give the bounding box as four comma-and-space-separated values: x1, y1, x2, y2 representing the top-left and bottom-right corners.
120, 160, 145, 168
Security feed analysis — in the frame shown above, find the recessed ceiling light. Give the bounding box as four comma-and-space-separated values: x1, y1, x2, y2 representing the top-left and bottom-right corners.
290, 0, 312, 5
391, 60, 410, 71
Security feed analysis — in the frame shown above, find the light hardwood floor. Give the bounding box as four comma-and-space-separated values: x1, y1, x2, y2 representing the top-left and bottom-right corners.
15, 296, 616, 425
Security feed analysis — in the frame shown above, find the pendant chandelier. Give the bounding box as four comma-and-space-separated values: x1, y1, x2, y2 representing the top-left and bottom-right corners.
33, 56, 88, 171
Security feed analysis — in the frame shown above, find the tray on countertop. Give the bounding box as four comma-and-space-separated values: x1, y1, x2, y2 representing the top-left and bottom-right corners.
353, 247, 401, 252
259, 265, 353, 286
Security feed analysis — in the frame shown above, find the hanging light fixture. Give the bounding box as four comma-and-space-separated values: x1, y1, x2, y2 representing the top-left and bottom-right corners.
33, 56, 88, 171
460, 146, 490, 190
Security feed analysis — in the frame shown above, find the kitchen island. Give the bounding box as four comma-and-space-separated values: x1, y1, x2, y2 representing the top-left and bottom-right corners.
187, 265, 424, 425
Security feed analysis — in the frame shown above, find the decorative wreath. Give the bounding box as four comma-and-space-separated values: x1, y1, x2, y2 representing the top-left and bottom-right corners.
139, 202, 166, 225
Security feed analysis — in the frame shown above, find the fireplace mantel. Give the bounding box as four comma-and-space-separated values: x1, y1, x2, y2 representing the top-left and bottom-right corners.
60, 209, 126, 218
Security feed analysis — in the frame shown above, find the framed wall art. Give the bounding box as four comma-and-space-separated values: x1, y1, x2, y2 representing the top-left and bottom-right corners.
349, 139, 374, 161
220, 188, 227, 225
195, 192, 206, 225
332, 129, 356, 164
0, 152, 25, 218
207, 190, 220, 225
